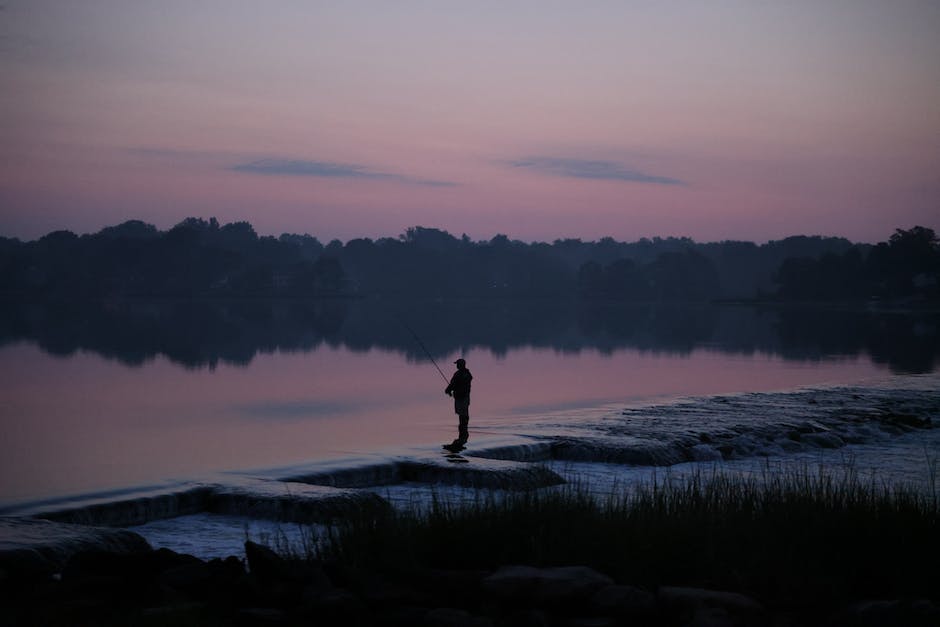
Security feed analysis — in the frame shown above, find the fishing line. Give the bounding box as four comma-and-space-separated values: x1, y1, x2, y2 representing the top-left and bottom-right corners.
399, 318, 450, 384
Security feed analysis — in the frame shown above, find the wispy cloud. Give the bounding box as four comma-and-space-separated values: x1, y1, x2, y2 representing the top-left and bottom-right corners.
231, 158, 455, 187
509, 156, 682, 185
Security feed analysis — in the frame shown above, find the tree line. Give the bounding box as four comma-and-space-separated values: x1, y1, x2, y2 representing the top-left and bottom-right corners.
0, 218, 936, 302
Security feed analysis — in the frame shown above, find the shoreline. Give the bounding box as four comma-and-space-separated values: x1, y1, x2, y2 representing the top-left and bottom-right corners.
2, 467, 937, 626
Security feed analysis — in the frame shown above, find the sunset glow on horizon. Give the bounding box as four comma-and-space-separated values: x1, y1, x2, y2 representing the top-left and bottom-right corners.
1, 1, 938, 244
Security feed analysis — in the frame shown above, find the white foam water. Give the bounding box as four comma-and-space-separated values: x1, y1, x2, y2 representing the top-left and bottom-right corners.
131, 375, 939, 560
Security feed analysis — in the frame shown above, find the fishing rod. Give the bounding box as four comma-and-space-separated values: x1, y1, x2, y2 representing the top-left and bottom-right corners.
399, 318, 450, 384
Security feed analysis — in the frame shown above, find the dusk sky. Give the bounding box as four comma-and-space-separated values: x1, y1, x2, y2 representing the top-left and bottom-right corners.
1, 1, 938, 244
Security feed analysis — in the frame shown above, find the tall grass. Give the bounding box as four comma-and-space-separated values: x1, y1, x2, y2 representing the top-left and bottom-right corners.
314, 466, 939, 605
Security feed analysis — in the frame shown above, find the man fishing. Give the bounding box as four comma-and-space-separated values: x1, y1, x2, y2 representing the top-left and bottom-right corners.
444, 358, 473, 452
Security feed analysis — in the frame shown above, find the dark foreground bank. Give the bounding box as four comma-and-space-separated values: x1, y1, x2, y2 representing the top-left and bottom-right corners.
2, 469, 937, 627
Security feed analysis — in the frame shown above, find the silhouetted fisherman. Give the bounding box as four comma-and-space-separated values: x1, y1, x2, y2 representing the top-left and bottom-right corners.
444, 358, 473, 452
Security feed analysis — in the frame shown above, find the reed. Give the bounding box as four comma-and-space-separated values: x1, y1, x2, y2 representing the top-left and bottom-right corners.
313, 465, 939, 605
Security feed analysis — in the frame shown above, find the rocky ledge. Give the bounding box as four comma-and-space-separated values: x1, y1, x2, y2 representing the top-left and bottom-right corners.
0, 517, 150, 578
1, 538, 936, 627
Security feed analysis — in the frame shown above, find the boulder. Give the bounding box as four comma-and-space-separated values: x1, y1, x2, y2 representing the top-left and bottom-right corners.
423, 607, 493, 627
243, 540, 331, 591
62, 546, 199, 581
589, 584, 655, 618
831, 598, 939, 627
0, 517, 151, 578
658, 586, 763, 623
688, 606, 735, 627
483, 565, 613, 607
405, 567, 487, 607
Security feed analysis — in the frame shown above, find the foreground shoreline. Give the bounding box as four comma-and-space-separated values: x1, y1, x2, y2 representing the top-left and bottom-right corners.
2, 467, 937, 627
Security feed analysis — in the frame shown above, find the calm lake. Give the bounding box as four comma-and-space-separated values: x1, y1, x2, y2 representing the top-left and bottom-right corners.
1, 299, 937, 505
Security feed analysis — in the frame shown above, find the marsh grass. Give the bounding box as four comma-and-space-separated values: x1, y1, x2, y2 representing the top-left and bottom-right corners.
314, 466, 939, 605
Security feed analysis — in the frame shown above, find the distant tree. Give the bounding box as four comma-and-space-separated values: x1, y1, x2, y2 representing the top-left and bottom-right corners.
867, 226, 940, 299
217, 221, 257, 251
604, 258, 650, 299
646, 250, 720, 301
401, 226, 459, 251
577, 261, 604, 296
95, 220, 159, 240
6, 218, 933, 304
279, 233, 324, 260
774, 250, 865, 301
773, 226, 939, 302
312, 256, 346, 295
578, 250, 717, 301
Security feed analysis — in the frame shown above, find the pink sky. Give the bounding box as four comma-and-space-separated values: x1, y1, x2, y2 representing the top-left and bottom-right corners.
1, 1, 938, 243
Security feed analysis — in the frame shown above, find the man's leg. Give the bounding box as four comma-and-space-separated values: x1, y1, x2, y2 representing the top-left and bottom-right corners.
457, 413, 469, 445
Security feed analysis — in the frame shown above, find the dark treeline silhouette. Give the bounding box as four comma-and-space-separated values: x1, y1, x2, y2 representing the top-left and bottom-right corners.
774, 226, 940, 302
1, 218, 937, 302
1, 299, 937, 374
0, 218, 343, 299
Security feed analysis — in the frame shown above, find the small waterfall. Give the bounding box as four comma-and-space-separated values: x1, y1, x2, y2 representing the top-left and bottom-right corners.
30, 487, 213, 527
466, 441, 555, 462
208, 481, 391, 522
280, 461, 404, 488
399, 457, 566, 490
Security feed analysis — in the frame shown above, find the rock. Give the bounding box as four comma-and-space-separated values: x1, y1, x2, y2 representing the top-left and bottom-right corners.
405, 567, 487, 608
356, 573, 429, 608
244, 540, 285, 580
303, 587, 360, 610
0, 517, 151, 578
424, 607, 493, 627
589, 584, 655, 618
483, 565, 613, 607
0, 547, 51, 580
62, 546, 199, 581
658, 586, 763, 623
377, 605, 431, 627
236, 607, 288, 625
243, 540, 330, 590
139, 602, 208, 622
501, 608, 551, 627
831, 598, 940, 627
562, 619, 618, 627
57, 547, 202, 607
689, 606, 734, 627
159, 560, 214, 596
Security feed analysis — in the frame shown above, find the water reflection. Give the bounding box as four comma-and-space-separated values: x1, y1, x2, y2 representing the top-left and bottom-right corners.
0, 299, 937, 374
